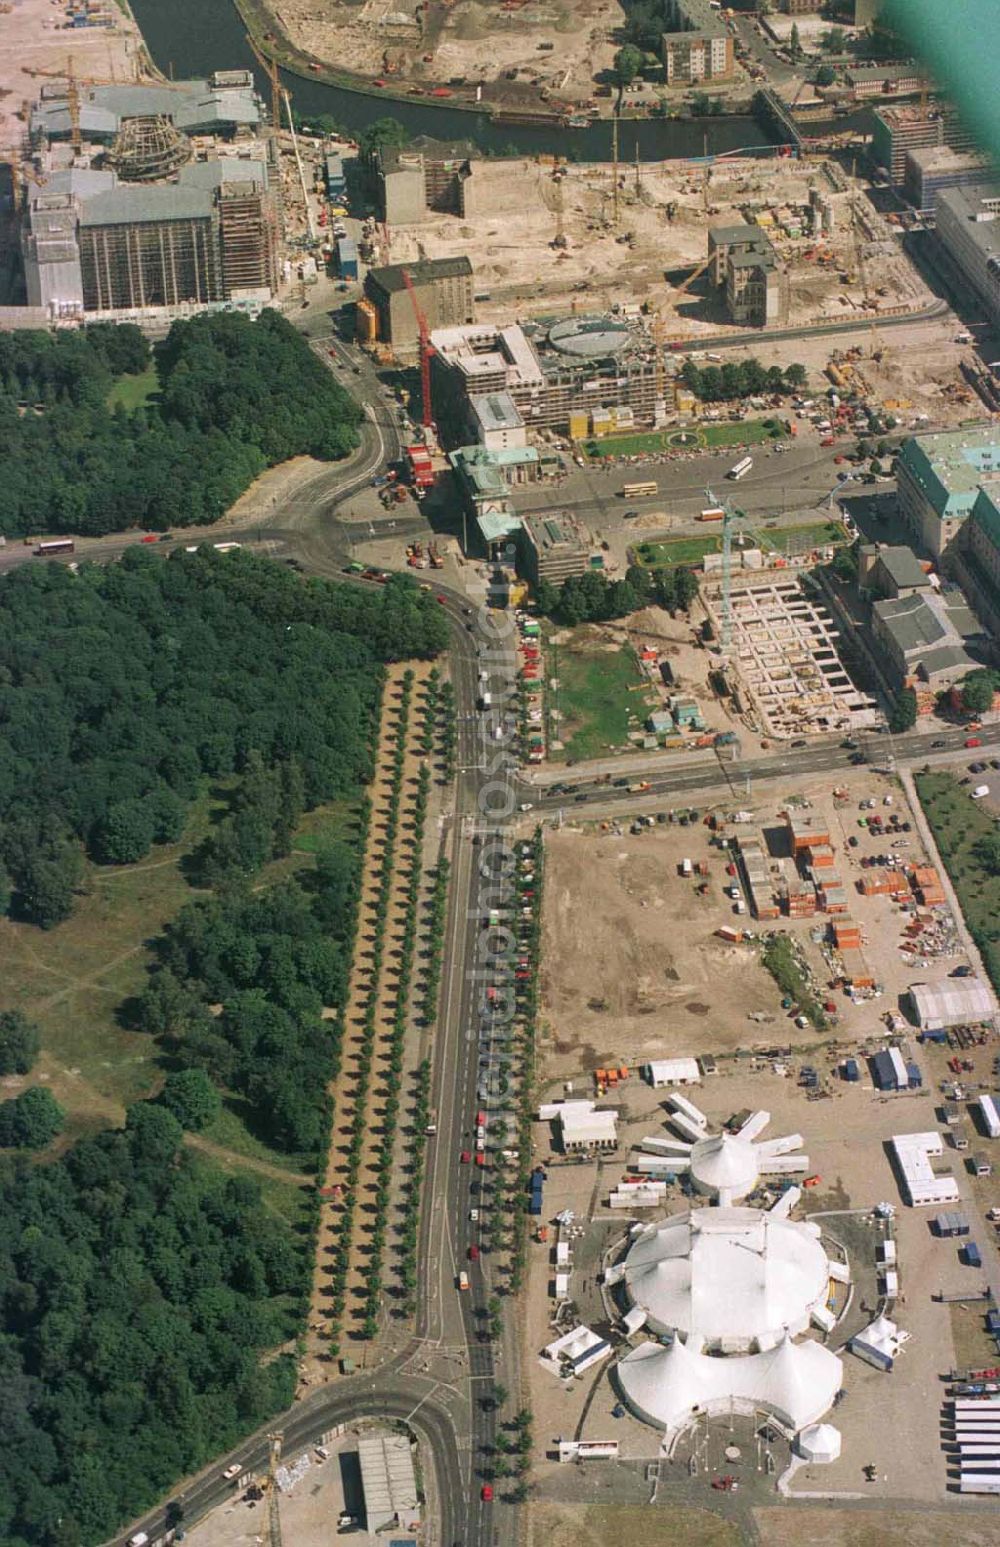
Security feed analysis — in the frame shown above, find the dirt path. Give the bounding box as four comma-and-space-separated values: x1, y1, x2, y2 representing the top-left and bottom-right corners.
185, 1132, 313, 1187
302, 662, 432, 1383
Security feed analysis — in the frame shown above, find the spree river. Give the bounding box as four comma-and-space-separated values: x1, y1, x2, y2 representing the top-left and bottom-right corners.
129, 0, 866, 161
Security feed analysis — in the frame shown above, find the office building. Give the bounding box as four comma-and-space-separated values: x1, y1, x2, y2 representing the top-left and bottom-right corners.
358, 256, 474, 358
871, 105, 977, 187
708, 223, 786, 326
467, 391, 527, 450
520, 513, 590, 586
430, 315, 664, 435
903, 145, 992, 217
896, 425, 1000, 559
661, 0, 734, 83
950, 485, 1000, 635
935, 181, 1000, 332
845, 65, 928, 100
856, 543, 931, 600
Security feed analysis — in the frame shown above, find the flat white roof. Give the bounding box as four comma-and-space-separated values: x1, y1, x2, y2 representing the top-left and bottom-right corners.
561, 1107, 618, 1143
891, 1131, 959, 1204
646, 1058, 701, 1084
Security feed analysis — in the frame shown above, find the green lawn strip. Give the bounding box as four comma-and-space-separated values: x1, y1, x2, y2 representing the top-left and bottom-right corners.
550, 637, 649, 761
915, 770, 1000, 992
199, 1099, 315, 1177
106, 363, 159, 411
636, 520, 847, 570
582, 416, 783, 459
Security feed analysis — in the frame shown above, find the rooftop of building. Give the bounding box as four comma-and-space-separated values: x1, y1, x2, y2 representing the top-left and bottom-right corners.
873, 585, 983, 665
523, 512, 585, 551
971, 485, 1000, 551
709, 222, 761, 246
469, 390, 523, 432
366, 255, 473, 294
898, 423, 1000, 514
31, 78, 261, 141
936, 180, 1000, 261
662, 0, 727, 40
846, 64, 925, 83
874, 545, 931, 590
728, 244, 777, 271
905, 143, 991, 174
546, 314, 631, 359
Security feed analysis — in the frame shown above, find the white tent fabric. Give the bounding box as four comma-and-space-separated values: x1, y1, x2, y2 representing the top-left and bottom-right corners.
622, 1207, 832, 1350
618, 1331, 843, 1437
689, 1131, 759, 1200
797, 1422, 842, 1462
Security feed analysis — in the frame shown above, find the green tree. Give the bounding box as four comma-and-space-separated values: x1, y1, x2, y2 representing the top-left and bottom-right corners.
889, 687, 918, 732
961, 670, 998, 716
613, 45, 643, 108
159, 1068, 222, 1132
0, 1009, 41, 1075
674, 567, 699, 610
790, 21, 801, 54
785, 362, 807, 388
94, 799, 156, 865
534, 579, 559, 615
815, 62, 836, 86
821, 25, 846, 50
0, 1085, 65, 1148
358, 116, 410, 162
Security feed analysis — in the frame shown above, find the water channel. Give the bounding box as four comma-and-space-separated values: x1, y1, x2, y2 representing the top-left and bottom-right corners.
129, 0, 870, 161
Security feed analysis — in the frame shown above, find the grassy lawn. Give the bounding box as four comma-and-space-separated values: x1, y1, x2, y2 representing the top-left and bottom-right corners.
636, 520, 847, 570
106, 362, 159, 411
531, 1503, 738, 1547
582, 416, 783, 459
915, 770, 1000, 992
549, 629, 652, 761
0, 789, 359, 1153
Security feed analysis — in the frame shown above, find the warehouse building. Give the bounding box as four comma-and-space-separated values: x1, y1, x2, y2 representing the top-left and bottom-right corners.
907, 977, 994, 1030
357, 1432, 421, 1535
935, 181, 1000, 335
358, 256, 474, 359
660, 0, 734, 83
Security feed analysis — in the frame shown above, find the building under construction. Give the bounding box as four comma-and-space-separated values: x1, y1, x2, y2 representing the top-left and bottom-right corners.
21, 71, 279, 316
430, 315, 666, 437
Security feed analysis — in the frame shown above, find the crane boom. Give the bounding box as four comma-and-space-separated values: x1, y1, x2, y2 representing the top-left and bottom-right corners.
401, 267, 434, 429
246, 32, 282, 133
266, 1432, 284, 1547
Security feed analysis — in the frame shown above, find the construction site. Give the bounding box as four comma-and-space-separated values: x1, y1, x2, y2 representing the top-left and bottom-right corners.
376, 150, 934, 335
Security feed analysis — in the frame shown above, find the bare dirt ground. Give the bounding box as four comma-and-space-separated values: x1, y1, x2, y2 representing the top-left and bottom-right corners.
754, 1507, 1000, 1547
540, 823, 780, 1078
386, 156, 935, 333
530, 1502, 740, 1547
0, 0, 147, 145
273, 0, 620, 105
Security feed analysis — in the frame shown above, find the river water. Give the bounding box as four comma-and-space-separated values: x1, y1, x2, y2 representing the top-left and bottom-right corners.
129, 0, 867, 161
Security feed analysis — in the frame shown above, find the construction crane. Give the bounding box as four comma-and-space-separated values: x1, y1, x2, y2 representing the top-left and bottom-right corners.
704, 485, 776, 652
401, 266, 434, 430
246, 32, 283, 134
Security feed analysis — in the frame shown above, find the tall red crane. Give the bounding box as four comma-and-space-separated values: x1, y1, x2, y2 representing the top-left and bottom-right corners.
401, 266, 434, 430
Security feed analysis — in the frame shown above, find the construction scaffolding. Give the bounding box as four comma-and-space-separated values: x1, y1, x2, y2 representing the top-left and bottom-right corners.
107, 115, 192, 182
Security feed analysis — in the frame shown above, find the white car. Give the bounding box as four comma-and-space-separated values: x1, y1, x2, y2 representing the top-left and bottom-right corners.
469, 1207, 479, 1222
223, 1463, 241, 1480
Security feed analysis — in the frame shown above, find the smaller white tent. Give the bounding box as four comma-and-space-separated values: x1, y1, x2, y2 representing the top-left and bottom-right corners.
797, 1422, 842, 1463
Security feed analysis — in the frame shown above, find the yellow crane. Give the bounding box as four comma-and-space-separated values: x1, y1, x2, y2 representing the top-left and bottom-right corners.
246, 32, 284, 134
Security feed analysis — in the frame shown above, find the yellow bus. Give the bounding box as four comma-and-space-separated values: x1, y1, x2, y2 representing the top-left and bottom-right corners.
621, 481, 658, 498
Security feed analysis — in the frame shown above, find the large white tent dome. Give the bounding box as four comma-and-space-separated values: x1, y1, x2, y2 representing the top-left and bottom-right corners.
689, 1131, 759, 1201
622, 1207, 832, 1351
617, 1331, 843, 1438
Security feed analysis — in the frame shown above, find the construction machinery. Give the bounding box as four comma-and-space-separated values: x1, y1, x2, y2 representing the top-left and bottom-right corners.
401, 267, 434, 431
704, 485, 778, 651
264, 1432, 284, 1547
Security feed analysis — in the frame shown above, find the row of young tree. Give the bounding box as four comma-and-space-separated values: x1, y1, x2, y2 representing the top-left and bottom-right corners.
0, 312, 361, 537
0, 550, 447, 928
536, 563, 698, 625
680, 357, 807, 403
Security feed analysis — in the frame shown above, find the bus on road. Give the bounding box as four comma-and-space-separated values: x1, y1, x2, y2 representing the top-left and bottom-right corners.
33, 539, 75, 557
621, 481, 658, 499
727, 457, 753, 481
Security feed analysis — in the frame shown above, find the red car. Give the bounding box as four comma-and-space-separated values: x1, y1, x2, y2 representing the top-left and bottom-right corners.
460, 1150, 471, 1165
966, 737, 982, 748
475, 1152, 486, 1168
436, 595, 447, 604
481, 1485, 494, 1503
141, 533, 158, 543
820, 436, 835, 447
476, 1110, 486, 1128
468, 1244, 480, 1261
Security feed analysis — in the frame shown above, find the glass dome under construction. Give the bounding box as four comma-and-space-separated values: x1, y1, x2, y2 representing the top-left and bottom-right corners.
546, 315, 630, 359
